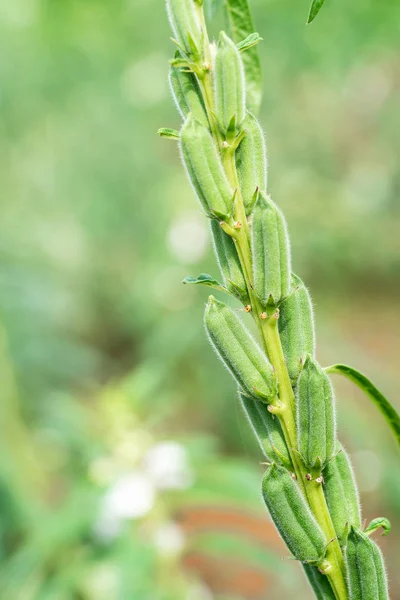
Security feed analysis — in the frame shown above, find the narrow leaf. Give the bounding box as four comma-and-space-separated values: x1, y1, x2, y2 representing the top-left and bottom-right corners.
183, 273, 225, 291
157, 127, 180, 140
307, 0, 327, 24
237, 33, 263, 52
224, 0, 262, 115
204, 0, 222, 19
326, 364, 400, 448
364, 517, 391, 537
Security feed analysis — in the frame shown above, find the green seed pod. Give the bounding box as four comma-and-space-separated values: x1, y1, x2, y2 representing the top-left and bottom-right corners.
214, 31, 246, 132
262, 464, 326, 563
169, 65, 208, 128
346, 527, 389, 600
278, 274, 316, 383
296, 356, 336, 469
236, 111, 267, 215
166, 0, 202, 56
180, 114, 234, 217
251, 192, 291, 306
323, 444, 361, 542
239, 392, 291, 465
204, 296, 277, 400
210, 220, 247, 299
302, 565, 336, 600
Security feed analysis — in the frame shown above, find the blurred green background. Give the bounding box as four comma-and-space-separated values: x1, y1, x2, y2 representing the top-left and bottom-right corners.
0, 0, 399, 598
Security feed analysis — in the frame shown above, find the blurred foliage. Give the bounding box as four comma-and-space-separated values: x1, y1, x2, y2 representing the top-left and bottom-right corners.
0, 0, 399, 597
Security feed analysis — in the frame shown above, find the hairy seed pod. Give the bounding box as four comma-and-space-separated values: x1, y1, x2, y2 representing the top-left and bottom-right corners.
166, 0, 202, 56
180, 114, 234, 216
169, 65, 208, 128
296, 356, 336, 469
210, 220, 247, 297
302, 565, 336, 600
204, 296, 277, 400
239, 392, 291, 465
214, 31, 246, 132
262, 464, 326, 563
346, 527, 389, 600
323, 444, 361, 541
278, 274, 316, 383
236, 111, 267, 215
251, 192, 291, 306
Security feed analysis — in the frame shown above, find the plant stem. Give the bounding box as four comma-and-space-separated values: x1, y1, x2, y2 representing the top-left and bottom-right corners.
196, 10, 348, 599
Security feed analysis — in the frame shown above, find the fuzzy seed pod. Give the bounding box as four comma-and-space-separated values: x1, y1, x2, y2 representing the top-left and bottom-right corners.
251, 192, 291, 306
210, 220, 247, 299
214, 31, 246, 133
346, 527, 389, 600
302, 565, 336, 599
262, 464, 326, 563
205, 297, 277, 400
180, 114, 234, 217
239, 392, 291, 465
236, 111, 267, 215
166, 0, 202, 56
278, 274, 316, 383
296, 356, 336, 469
323, 444, 361, 542
169, 65, 208, 128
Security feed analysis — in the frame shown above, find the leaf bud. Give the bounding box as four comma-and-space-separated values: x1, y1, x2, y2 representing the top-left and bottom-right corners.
236, 111, 267, 215
166, 0, 202, 56
346, 527, 389, 600
323, 443, 361, 543
180, 114, 234, 217
214, 31, 246, 133
278, 274, 316, 383
239, 392, 291, 465
169, 64, 209, 128
262, 464, 326, 563
204, 296, 277, 401
296, 356, 336, 470
251, 192, 291, 306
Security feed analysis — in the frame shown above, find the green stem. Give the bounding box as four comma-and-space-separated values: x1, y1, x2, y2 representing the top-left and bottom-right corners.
235, 224, 347, 599
195, 8, 348, 599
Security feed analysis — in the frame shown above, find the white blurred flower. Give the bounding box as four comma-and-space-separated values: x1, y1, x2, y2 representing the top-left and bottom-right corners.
153, 522, 185, 556
167, 211, 209, 264
186, 582, 214, 600
104, 471, 155, 519
94, 471, 156, 541
143, 441, 194, 490
94, 470, 157, 542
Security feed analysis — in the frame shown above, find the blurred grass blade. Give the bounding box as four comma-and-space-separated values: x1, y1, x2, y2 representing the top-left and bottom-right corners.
326, 364, 400, 447
307, 0, 327, 24
225, 0, 262, 114
204, 0, 222, 18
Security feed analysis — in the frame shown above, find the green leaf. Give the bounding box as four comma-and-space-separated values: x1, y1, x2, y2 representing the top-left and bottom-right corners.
157, 128, 180, 140
326, 364, 400, 447
224, 0, 262, 115
183, 273, 226, 292
204, 0, 222, 19
307, 0, 327, 24
236, 32, 263, 52
364, 517, 391, 537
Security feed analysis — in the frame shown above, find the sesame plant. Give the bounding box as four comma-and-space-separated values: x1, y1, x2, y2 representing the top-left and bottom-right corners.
159, 0, 400, 598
